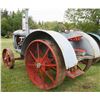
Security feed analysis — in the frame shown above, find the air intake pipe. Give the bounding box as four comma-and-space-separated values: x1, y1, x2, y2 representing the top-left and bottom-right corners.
22, 9, 29, 36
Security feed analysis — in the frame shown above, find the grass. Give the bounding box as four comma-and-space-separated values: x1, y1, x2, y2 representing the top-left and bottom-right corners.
1, 38, 100, 92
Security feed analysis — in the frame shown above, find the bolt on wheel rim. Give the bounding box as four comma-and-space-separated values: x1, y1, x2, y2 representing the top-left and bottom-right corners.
25, 40, 62, 90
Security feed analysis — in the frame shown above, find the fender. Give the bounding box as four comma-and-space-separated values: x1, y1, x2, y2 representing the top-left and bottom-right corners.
79, 31, 100, 58
21, 29, 78, 69
88, 33, 100, 47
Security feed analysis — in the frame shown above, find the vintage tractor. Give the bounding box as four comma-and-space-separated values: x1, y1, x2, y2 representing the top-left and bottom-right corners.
2, 9, 100, 90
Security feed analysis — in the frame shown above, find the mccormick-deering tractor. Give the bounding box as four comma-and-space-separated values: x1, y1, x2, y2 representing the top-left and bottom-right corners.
2, 9, 100, 90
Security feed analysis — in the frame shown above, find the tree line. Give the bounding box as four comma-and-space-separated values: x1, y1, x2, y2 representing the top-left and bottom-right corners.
1, 9, 100, 37
65, 9, 100, 33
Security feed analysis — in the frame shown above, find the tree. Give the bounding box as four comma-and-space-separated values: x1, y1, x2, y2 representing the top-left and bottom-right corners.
12, 10, 22, 30
1, 17, 10, 36
1, 9, 39, 37
28, 17, 38, 29
65, 9, 100, 33
1, 9, 8, 18
37, 21, 66, 32
1, 9, 22, 37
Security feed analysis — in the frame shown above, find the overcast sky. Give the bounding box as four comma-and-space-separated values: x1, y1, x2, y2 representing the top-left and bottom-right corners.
29, 9, 65, 22
4, 8, 66, 22
1, 0, 100, 22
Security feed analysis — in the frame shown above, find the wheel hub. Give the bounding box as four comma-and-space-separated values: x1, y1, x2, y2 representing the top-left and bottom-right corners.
36, 62, 41, 68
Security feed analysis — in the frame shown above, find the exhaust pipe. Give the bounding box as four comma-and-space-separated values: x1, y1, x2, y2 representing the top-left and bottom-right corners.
22, 9, 29, 36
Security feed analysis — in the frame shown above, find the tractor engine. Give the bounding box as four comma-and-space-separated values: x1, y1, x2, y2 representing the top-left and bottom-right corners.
13, 30, 26, 53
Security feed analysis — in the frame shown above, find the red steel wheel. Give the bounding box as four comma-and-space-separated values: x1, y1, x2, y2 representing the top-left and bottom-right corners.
2, 48, 15, 69
25, 39, 65, 90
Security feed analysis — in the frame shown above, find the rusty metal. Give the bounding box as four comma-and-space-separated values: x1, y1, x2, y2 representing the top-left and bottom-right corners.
79, 59, 93, 71
14, 57, 24, 60
2, 48, 15, 69
65, 68, 84, 79
25, 39, 65, 90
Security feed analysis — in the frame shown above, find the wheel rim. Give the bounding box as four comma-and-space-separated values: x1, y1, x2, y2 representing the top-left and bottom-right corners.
25, 40, 61, 90
2, 48, 14, 68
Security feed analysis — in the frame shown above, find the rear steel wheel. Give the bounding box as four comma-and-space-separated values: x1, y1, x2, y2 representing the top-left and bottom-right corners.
2, 48, 15, 69
78, 59, 93, 71
25, 39, 65, 90
92, 58, 100, 64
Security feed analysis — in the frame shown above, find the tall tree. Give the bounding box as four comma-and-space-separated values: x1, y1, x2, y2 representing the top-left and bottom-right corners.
28, 16, 38, 29
65, 9, 100, 33
1, 9, 22, 36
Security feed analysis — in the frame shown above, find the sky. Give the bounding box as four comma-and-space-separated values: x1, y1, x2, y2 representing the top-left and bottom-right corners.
3, 8, 66, 22
29, 9, 65, 22
0, 0, 100, 22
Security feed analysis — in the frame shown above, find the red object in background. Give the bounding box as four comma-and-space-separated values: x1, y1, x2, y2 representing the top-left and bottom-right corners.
68, 36, 82, 41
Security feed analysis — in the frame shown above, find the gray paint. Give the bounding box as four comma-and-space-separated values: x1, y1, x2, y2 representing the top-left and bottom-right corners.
21, 29, 78, 69
22, 9, 29, 36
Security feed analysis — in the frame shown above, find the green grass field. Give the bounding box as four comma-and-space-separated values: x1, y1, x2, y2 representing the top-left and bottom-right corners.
1, 38, 100, 92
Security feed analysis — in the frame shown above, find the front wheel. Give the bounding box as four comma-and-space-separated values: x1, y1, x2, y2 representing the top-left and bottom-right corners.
2, 48, 15, 69
25, 39, 65, 90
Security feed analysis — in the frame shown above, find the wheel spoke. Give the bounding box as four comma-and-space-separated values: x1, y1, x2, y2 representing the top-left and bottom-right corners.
42, 48, 49, 62
5, 51, 9, 59
78, 59, 93, 71
28, 63, 39, 73
6, 58, 9, 63
5, 52, 10, 65
46, 64, 56, 67
45, 64, 56, 70
45, 71, 55, 83
29, 50, 37, 62
42, 69, 55, 83
39, 69, 45, 83
5, 51, 8, 57
27, 65, 40, 82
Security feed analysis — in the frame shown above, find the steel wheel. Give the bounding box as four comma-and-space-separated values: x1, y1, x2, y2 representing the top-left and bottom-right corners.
25, 39, 65, 90
92, 58, 100, 64
2, 48, 15, 69
78, 59, 93, 71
